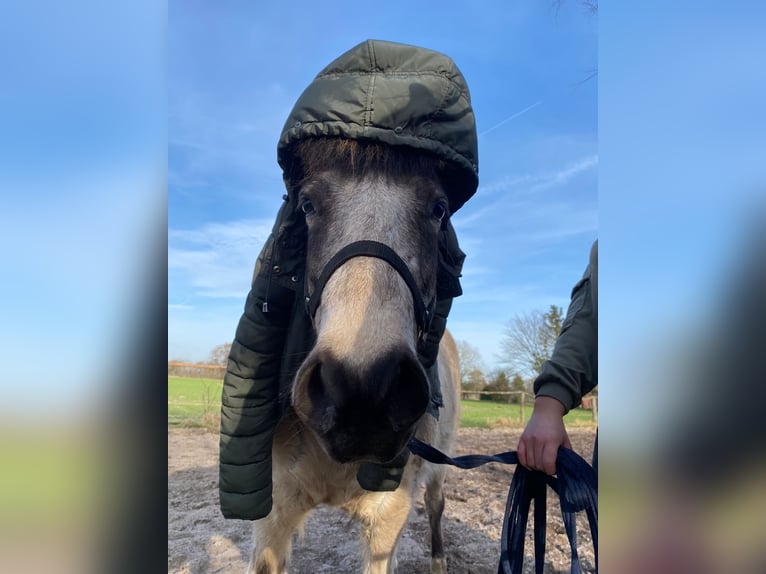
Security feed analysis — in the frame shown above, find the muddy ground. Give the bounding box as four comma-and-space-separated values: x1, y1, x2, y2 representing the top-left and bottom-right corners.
168, 427, 596, 574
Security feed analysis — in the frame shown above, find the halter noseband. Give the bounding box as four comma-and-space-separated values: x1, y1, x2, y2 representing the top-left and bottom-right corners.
305, 240, 435, 340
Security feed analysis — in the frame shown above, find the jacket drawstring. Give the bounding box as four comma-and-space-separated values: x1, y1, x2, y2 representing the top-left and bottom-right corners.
262, 236, 277, 313
262, 194, 291, 313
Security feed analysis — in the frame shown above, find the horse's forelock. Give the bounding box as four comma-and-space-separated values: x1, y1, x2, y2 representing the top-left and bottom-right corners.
285, 138, 448, 192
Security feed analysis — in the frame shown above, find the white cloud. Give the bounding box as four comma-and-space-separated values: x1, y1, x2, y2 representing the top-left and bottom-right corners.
479, 100, 543, 137
479, 154, 598, 197
168, 218, 272, 299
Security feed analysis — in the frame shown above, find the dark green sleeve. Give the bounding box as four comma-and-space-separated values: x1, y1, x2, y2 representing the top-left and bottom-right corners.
417, 220, 465, 367
534, 241, 598, 412
219, 200, 301, 520
219, 271, 296, 520
416, 221, 464, 415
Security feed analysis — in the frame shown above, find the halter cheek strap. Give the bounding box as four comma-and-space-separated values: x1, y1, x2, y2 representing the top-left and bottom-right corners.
305, 240, 435, 340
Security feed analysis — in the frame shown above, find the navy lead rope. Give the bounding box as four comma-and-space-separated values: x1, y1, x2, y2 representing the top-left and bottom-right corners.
408, 438, 597, 574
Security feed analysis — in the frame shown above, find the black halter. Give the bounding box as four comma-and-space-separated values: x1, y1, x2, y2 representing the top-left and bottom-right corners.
305, 240, 435, 340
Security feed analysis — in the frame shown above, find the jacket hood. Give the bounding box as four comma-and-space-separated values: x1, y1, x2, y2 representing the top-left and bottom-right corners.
277, 39, 479, 213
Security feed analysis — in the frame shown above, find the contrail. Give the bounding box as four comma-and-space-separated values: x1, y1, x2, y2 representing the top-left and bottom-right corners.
479, 100, 543, 137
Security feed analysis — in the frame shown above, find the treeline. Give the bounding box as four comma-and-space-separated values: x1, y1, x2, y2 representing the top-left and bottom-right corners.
457, 305, 563, 403
168, 343, 232, 379
459, 360, 529, 403
189, 304, 572, 406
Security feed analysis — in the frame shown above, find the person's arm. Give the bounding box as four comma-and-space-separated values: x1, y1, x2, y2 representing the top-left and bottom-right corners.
518, 240, 597, 475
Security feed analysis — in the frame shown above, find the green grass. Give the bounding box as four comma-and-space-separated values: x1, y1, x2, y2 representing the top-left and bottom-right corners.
459, 399, 596, 429
168, 377, 597, 430
168, 376, 223, 428
0, 430, 109, 536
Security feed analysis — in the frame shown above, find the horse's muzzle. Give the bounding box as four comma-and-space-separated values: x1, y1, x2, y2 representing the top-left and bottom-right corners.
292, 349, 430, 463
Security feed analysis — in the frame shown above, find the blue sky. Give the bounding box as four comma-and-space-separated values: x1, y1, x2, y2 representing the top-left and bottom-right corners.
0, 0, 762, 452
598, 2, 766, 449
168, 1, 598, 370
0, 0, 165, 416
3, 4, 765, 564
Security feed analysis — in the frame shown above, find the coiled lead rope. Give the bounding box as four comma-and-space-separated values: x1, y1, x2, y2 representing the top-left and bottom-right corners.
408, 438, 597, 574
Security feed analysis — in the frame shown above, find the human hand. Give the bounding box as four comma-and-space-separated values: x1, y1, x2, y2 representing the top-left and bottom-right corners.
517, 396, 571, 475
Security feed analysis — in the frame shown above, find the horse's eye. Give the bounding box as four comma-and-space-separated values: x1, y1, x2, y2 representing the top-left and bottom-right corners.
301, 200, 316, 216
431, 202, 447, 223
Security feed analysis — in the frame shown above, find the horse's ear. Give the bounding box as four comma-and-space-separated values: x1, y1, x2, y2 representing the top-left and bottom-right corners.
281, 141, 309, 193
282, 173, 301, 201
439, 166, 477, 214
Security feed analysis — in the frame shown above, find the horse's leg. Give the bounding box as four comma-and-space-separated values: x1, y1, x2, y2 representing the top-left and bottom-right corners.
246, 483, 312, 574
349, 488, 413, 574
424, 469, 448, 574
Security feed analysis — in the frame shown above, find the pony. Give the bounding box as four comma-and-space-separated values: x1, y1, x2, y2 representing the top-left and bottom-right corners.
247, 138, 460, 574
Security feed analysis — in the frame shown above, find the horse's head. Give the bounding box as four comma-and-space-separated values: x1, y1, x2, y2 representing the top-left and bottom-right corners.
275, 40, 478, 464
288, 139, 451, 464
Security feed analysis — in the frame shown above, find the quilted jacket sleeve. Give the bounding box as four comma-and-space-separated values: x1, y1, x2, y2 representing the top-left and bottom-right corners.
218, 204, 298, 520
417, 220, 465, 368
533, 240, 598, 413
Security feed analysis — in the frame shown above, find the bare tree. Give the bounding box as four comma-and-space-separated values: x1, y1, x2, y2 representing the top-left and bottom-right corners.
552, 0, 598, 84
553, 0, 597, 14
582, 0, 598, 13
456, 340, 485, 387
499, 306, 563, 378
209, 343, 233, 367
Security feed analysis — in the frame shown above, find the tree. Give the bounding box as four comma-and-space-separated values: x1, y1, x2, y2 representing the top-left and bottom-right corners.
463, 368, 487, 392
209, 343, 233, 366
553, 0, 597, 14
541, 304, 563, 357
483, 370, 511, 403
456, 340, 485, 387
509, 373, 527, 404
499, 305, 563, 379
552, 0, 598, 84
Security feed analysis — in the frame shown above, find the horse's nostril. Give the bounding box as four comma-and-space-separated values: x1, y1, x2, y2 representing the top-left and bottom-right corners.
386, 356, 430, 429
307, 360, 324, 403
305, 360, 339, 434
295, 350, 431, 463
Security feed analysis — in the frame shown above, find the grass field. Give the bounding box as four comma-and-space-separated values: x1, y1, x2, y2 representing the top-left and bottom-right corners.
167, 376, 223, 428
459, 398, 595, 428
168, 376, 596, 430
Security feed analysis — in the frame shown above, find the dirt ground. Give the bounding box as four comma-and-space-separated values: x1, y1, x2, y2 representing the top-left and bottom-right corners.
168, 427, 596, 574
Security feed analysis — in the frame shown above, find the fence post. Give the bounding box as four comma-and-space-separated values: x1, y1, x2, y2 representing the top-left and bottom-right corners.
519, 392, 525, 424
591, 396, 598, 423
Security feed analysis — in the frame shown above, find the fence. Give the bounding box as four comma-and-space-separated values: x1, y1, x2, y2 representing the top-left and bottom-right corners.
461, 390, 598, 423
168, 361, 226, 380
168, 363, 598, 423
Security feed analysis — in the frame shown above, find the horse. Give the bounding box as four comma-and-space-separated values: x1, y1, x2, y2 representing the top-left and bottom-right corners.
246, 138, 460, 574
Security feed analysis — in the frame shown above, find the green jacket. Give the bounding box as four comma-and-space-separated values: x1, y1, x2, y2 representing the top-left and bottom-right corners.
219, 40, 478, 520
534, 240, 598, 412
